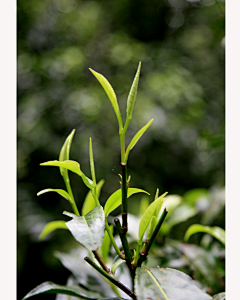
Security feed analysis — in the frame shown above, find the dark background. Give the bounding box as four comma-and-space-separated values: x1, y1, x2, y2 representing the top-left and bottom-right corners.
17, 0, 225, 299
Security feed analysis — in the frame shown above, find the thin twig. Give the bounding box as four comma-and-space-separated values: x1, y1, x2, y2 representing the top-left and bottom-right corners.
92, 250, 111, 274
84, 256, 137, 300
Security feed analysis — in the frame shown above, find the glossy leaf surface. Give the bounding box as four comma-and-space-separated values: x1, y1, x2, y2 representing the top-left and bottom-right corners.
59, 129, 75, 179
40, 160, 94, 190
135, 267, 212, 300
55, 251, 116, 297
212, 292, 226, 300
89, 68, 122, 129
37, 188, 73, 203
82, 180, 105, 216
138, 192, 167, 243
125, 119, 153, 162
39, 220, 68, 240
63, 206, 105, 251
104, 188, 149, 217
184, 224, 225, 246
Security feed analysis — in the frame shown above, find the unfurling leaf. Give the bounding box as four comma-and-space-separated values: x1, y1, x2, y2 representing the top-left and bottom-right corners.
59, 129, 75, 179
63, 206, 105, 251
138, 192, 167, 243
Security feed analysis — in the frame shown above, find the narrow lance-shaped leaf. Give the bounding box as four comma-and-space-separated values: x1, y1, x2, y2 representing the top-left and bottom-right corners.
39, 221, 68, 241
124, 62, 141, 133
59, 129, 75, 179
135, 267, 212, 300
37, 188, 73, 204
124, 119, 154, 163
138, 192, 168, 243
40, 160, 94, 191
63, 206, 105, 251
104, 188, 150, 217
99, 225, 113, 262
184, 224, 225, 246
82, 179, 105, 216
89, 68, 123, 131
147, 215, 157, 240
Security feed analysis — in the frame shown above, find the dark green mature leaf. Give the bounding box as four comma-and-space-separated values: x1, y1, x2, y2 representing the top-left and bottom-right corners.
184, 224, 225, 246
82, 180, 105, 216
22, 281, 102, 299
125, 119, 154, 162
55, 251, 116, 297
39, 220, 68, 240
135, 267, 212, 300
138, 192, 167, 243
212, 292, 226, 300
59, 129, 75, 179
104, 188, 149, 217
63, 206, 105, 251
40, 160, 94, 190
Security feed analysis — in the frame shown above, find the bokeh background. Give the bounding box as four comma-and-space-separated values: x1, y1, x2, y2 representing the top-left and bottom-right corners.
17, 0, 225, 299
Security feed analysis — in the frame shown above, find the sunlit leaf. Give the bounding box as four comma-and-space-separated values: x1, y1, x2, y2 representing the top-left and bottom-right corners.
147, 215, 157, 240
59, 129, 75, 179
125, 119, 154, 162
184, 224, 225, 246
89, 68, 123, 130
104, 188, 150, 217
124, 62, 141, 133
82, 179, 105, 216
37, 188, 73, 203
39, 221, 68, 240
135, 267, 212, 300
40, 160, 94, 190
138, 192, 167, 243
212, 292, 226, 300
63, 206, 105, 251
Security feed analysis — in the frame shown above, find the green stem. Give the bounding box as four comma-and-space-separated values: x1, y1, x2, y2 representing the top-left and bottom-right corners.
84, 257, 137, 300
64, 175, 80, 216
120, 132, 125, 162
121, 162, 128, 233
137, 208, 168, 267
105, 218, 125, 260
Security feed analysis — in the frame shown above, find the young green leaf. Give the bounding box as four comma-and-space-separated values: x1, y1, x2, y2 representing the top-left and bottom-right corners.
59, 129, 75, 179
63, 206, 105, 251
138, 192, 167, 243
147, 215, 157, 240
40, 160, 94, 190
82, 179, 105, 216
89, 68, 123, 131
184, 224, 225, 246
22, 281, 104, 300
39, 220, 68, 241
99, 226, 113, 262
104, 188, 150, 217
125, 119, 154, 162
37, 188, 73, 204
135, 267, 212, 300
124, 62, 141, 133
139, 196, 149, 216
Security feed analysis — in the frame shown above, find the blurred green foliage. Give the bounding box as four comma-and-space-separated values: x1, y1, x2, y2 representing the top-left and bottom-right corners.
17, 0, 224, 299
